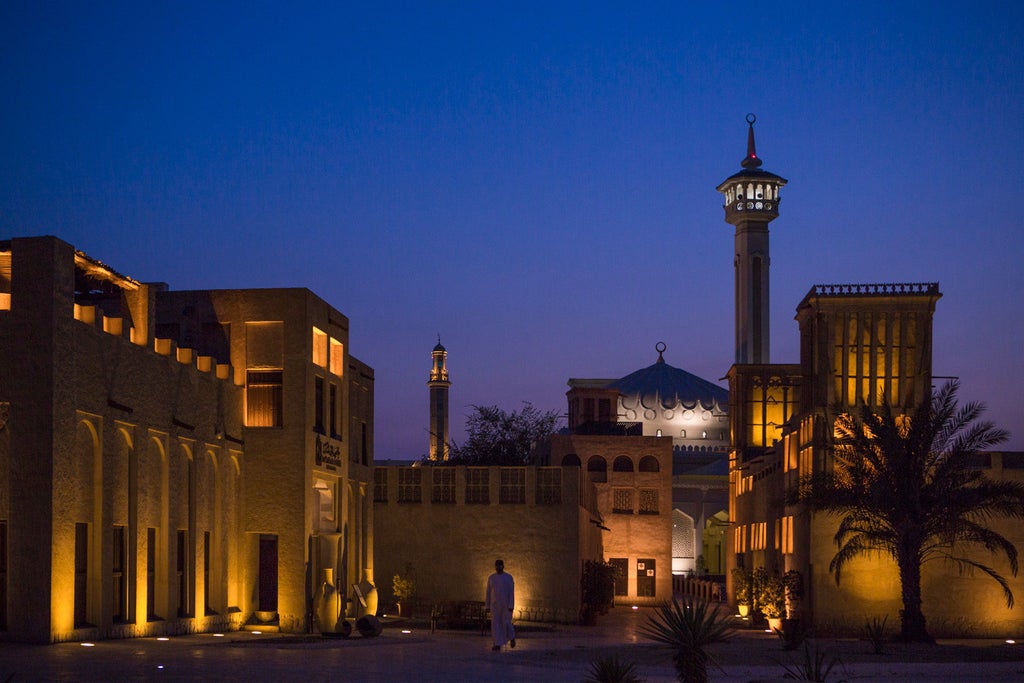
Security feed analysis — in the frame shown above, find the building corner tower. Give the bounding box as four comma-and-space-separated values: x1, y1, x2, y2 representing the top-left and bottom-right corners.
428, 338, 451, 460
716, 114, 787, 364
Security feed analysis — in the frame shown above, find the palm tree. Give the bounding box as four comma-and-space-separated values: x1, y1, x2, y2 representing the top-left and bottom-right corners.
788, 380, 1024, 642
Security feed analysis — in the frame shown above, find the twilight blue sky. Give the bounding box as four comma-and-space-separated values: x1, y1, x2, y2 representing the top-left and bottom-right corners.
3, 2, 1022, 456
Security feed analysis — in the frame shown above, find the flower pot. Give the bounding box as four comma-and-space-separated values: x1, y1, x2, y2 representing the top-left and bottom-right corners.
737, 604, 750, 617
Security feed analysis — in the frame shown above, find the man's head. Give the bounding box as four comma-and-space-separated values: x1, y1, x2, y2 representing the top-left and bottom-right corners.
495, 559, 504, 573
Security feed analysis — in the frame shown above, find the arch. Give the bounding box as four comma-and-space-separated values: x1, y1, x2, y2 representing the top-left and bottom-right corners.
639, 456, 660, 473
561, 453, 580, 467
587, 456, 607, 483
612, 456, 634, 472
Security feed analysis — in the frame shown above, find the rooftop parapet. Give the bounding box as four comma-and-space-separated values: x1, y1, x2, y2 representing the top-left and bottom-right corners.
800, 282, 940, 305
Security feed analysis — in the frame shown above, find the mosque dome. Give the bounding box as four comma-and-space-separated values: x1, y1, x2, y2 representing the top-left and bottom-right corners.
612, 343, 728, 414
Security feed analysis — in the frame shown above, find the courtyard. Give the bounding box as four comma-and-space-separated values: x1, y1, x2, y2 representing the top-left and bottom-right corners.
2, 606, 1023, 682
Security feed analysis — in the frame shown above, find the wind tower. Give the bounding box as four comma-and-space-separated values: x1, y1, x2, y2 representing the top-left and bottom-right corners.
427, 337, 451, 460
716, 114, 787, 364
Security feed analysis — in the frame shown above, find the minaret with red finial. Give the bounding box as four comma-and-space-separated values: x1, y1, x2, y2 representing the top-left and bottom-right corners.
716, 114, 787, 365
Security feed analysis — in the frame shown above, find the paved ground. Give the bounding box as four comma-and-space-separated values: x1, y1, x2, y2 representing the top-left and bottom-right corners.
3, 607, 1024, 681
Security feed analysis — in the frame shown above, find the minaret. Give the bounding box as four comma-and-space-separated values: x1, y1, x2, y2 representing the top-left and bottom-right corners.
427, 337, 451, 460
716, 114, 787, 365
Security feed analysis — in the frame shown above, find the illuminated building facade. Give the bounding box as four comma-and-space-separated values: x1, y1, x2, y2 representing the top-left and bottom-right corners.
722, 120, 1024, 635
0, 236, 374, 642
372, 463, 603, 621
546, 434, 675, 605
565, 347, 730, 578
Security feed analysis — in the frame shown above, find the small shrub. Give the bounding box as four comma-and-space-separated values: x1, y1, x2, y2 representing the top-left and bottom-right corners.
641, 597, 734, 683
863, 615, 888, 654
777, 641, 844, 682
582, 654, 645, 683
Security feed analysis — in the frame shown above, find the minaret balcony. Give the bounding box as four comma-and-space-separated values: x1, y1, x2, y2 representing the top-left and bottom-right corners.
723, 197, 780, 224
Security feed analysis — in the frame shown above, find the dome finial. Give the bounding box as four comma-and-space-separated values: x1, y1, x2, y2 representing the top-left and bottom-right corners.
741, 113, 763, 169
655, 341, 666, 363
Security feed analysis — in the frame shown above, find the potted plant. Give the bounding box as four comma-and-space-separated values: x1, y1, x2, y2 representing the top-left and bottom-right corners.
758, 573, 786, 631
731, 567, 751, 617
392, 564, 415, 617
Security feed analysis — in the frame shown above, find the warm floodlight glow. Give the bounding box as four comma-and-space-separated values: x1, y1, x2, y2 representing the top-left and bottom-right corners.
631, 605, 638, 610
1007, 639, 1016, 644
213, 633, 224, 637
251, 630, 262, 635
402, 629, 412, 634
81, 642, 95, 647
157, 637, 169, 641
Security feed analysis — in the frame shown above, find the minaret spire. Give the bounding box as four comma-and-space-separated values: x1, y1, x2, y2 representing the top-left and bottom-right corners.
716, 114, 787, 365
742, 113, 762, 169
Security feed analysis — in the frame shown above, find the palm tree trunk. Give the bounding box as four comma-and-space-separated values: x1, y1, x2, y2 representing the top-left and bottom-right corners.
897, 552, 932, 642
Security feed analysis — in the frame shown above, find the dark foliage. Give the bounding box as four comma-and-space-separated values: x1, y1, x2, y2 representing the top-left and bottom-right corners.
445, 402, 560, 465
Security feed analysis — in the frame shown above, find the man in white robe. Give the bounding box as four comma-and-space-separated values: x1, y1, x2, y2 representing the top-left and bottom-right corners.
485, 559, 516, 651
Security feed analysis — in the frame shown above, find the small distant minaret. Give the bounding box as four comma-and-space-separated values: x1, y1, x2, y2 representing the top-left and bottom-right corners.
428, 337, 451, 460
716, 114, 787, 365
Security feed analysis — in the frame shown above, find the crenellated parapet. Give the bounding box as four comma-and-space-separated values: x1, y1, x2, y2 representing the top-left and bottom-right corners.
802, 282, 940, 301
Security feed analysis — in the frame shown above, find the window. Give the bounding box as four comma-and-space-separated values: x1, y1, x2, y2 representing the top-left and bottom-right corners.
398, 468, 422, 503
112, 525, 128, 623
431, 467, 456, 503
203, 531, 213, 616
536, 468, 561, 504
752, 522, 767, 551
613, 456, 634, 472
734, 525, 747, 553
638, 488, 659, 515
780, 516, 794, 555
639, 456, 659, 473
499, 467, 525, 504
329, 337, 344, 376
373, 468, 388, 503
613, 488, 634, 514
177, 530, 189, 617
312, 327, 328, 367
465, 468, 490, 504
610, 557, 629, 596
246, 322, 284, 426
146, 527, 157, 621
314, 376, 325, 433
75, 523, 89, 628
314, 479, 336, 530
587, 456, 607, 483
247, 370, 283, 427
329, 383, 338, 437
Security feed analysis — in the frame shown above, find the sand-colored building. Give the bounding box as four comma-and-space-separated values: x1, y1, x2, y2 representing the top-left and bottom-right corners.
373, 463, 603, 622
546, 434, 674, 605
720, 120, 1024, 636
0, 236, 374, 642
